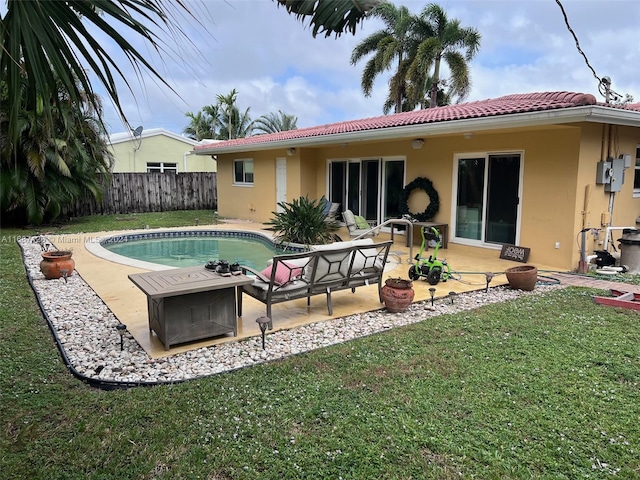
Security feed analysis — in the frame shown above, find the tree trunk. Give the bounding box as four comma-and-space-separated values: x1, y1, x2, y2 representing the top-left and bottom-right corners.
429, 56, 442, 108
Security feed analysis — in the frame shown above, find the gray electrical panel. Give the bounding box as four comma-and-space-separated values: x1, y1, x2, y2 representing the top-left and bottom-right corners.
605, 157, 626, 192
596, 161, 612, 184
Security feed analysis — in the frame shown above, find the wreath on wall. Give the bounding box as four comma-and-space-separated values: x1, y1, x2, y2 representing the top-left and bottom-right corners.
400, 177, 440, 222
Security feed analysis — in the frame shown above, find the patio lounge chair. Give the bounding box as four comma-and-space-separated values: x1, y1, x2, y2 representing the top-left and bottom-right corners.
323, 201, 341, 223
342, 209, 380, 238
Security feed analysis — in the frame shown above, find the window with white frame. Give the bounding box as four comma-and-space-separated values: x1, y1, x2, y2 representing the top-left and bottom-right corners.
234, 159, 254, 185
147, 162, 177, 173
634, 145, 640, 198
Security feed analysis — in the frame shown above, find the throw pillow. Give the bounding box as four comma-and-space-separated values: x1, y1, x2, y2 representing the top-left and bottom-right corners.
354, 215, 370, 229
260, 261, 303, 286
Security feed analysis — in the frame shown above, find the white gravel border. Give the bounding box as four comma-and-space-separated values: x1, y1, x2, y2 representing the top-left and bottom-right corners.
20, 236, 563, 388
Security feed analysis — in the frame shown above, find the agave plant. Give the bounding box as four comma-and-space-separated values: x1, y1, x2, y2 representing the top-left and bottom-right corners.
265, 196, 341, 246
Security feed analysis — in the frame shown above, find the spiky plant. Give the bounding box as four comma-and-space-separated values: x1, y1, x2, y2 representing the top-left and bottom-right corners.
265, 196, 341, 246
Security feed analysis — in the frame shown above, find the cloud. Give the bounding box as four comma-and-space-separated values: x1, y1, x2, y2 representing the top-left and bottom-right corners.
94, 0, 640, 135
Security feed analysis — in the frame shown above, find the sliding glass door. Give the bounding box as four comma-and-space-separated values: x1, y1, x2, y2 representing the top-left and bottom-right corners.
329, 158, 405, 225
454, 153, 522, 245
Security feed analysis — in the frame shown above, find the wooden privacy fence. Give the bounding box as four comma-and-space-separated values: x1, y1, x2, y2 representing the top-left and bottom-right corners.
64, 172, 217, 217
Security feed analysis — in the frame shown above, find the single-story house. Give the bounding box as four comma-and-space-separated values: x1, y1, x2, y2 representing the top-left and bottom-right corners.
109, 128, 217, 173
193, 91, 640, 271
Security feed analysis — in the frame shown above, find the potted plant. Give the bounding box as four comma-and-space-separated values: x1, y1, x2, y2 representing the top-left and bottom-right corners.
504, 265, 537, 291
381, 277, 415, 313
40, 250, 75, 280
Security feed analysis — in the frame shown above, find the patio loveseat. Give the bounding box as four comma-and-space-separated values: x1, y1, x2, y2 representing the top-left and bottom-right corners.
238, 238, 393, 329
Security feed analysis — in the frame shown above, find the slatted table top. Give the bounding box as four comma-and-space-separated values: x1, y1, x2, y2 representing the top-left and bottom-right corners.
128, 266, 253, 299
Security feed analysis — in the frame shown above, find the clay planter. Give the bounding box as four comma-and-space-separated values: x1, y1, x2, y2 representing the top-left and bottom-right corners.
40, 251, 75, 280
381, 278, 415, 313
504, 265, 537, 291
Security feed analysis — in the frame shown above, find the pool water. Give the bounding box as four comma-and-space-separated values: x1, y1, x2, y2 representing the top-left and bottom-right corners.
103, 235, 287, 270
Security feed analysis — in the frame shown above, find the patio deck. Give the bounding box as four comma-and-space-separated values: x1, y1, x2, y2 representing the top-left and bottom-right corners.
51, 222, 566, 359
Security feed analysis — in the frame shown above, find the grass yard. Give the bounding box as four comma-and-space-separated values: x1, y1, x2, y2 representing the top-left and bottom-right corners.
1, 212, 639, 479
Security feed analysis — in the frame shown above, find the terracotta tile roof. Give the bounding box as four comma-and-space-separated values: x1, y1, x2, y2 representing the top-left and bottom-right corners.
194, 91, 637, 151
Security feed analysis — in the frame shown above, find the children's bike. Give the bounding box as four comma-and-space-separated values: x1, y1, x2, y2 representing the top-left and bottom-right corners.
408, 226, 451, 285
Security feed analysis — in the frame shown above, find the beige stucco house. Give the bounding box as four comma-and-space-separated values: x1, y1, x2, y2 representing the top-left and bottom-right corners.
109, 128, 216, 173
193, 92, 640, 271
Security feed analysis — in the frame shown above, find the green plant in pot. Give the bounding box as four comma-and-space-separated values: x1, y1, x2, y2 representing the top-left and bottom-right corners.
265, 195, 341, 246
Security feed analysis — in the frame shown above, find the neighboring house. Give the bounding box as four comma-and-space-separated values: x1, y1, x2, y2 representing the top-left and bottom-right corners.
109, 128, 217, 173
193, 92, 640, 271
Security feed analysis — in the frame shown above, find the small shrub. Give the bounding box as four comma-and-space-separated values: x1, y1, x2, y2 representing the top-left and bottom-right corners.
265, 195, 341, 246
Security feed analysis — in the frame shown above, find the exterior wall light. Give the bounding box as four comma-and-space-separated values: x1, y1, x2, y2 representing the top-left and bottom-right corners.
116, 324, 127, 351
256, 316, 271, 349
411, 139, 424, 149
287, 148, 296, 156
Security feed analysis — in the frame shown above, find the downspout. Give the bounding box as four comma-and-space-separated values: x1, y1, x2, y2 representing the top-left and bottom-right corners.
183, 151, 193, 173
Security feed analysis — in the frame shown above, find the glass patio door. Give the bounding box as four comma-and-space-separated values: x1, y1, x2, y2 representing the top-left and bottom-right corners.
329, 158, 405, 226
454, 154, 521, 245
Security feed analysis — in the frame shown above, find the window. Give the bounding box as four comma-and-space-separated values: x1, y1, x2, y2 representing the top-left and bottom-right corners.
234, 159, 254, 185
634, 145, 640, 198
147, 162, 177, 173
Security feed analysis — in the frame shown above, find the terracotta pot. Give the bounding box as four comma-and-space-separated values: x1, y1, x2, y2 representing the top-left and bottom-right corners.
40, 251, 75, 280
504, 265, 537, 291
381, 278, 415, 313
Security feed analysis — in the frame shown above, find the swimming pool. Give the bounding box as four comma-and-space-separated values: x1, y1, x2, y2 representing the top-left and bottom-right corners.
96, 230, 303, 270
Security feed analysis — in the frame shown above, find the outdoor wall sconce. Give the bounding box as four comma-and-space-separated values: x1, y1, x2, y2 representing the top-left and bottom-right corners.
286, 148, 296, 156
463, 132, 473, 140
429, 287, 436, 306
116, 324, 127, 351
256, 316, 271, 349
411, 139, 424, 149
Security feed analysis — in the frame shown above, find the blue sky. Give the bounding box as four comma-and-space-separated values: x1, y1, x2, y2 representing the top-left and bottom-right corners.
89, 0, 640, 136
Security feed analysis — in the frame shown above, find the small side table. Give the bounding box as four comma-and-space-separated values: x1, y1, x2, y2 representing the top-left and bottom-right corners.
409, 222, 449, 248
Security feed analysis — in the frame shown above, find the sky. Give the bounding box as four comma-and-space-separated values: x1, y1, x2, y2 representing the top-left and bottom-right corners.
91, 0, 640, 136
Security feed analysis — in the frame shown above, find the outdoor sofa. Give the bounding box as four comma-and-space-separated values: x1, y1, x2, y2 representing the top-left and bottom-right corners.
238, 238, 393, 329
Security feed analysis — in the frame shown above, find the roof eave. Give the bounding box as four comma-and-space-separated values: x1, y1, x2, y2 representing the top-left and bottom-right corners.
193, 106, 640, 155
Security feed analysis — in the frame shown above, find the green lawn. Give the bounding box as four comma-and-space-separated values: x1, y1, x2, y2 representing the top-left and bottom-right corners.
1, 212, 639, 479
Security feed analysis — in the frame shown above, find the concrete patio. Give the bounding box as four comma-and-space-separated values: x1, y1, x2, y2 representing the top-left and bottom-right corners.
49, 221, 565, 359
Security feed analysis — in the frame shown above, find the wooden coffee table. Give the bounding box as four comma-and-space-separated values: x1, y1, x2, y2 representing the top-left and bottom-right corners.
129, 266, 254, 350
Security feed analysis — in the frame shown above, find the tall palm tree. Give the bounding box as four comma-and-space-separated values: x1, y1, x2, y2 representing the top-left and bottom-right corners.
183, 104, 220, 141
253, 110, 298, 134
410, 3, 481, 108
215, 89, 253, 140
350, 3, 418, 114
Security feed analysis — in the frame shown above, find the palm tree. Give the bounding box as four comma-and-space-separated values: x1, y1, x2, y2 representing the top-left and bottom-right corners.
183, 104, 220, 141
350, 3, 418, 114
0, 76, 113, 224
215, 89, 253, 140
277, 0, 383, 38
253, 110, 298, 134
410, 3, 481, 108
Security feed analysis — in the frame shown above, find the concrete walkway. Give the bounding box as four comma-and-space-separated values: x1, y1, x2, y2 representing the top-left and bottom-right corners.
550, 272, 640, 294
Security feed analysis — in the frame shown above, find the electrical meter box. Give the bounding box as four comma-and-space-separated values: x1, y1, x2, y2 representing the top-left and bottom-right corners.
605, 158, 626, 192
596, 161, 612, 184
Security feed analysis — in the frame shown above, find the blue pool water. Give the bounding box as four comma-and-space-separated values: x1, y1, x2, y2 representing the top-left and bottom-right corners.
101, 231, 296, 269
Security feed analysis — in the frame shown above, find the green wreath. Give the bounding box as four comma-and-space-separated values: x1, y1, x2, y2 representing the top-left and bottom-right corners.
400, 177, 440, 222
